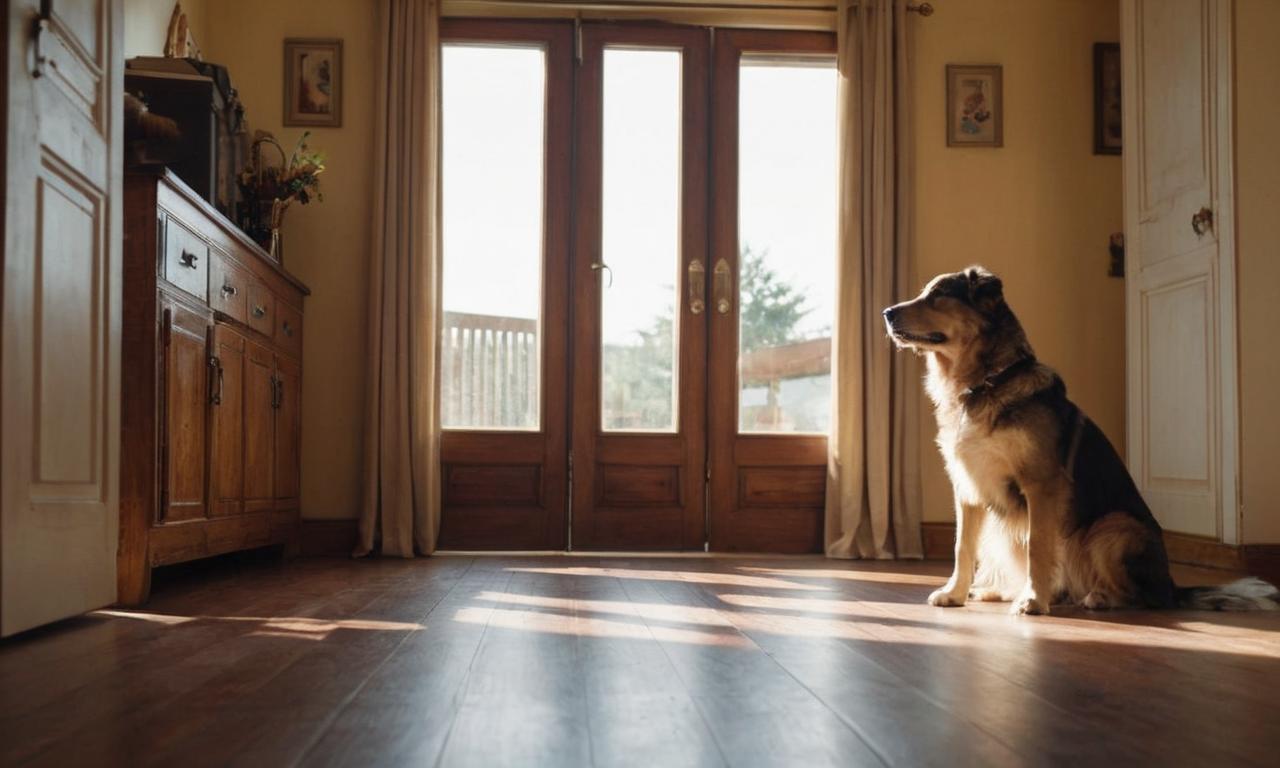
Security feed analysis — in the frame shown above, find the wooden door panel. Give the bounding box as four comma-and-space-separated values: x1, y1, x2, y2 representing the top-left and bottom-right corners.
706, 30, 835, 554
570, 24, 710, 551
436, 20, 572, 551
1123, 0, 1236, 541
209, 325, 245, 517
2, 0, 123, 635
243, 341, 275, 511
161, 302, 209, 522
273, 354, 301, 503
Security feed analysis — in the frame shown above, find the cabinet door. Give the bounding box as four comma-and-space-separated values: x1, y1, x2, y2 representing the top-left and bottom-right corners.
244, 340, 276, 512
274, 355, 302, 504
161, 301, 210, 522
209, 325, 246, 516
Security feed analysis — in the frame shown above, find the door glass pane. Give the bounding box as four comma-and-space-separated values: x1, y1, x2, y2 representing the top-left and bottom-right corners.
441, 44, 546, 430
737, 56, 838, 434
600, 48, 682, 432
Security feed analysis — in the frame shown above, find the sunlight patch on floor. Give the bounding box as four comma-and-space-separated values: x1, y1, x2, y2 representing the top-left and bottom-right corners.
453, 606, 751, 647
92, 610, 424, 641
505, 565, 827, 591
736, 566, 944, 586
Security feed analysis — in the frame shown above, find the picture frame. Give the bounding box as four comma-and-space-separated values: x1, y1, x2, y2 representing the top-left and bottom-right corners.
946, 64, 1003, 148
283, 38, 342, 128
1093, 43, 1122, 155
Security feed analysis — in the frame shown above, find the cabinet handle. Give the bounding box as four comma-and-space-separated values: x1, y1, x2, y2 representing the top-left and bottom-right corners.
687, 259, 705, 315
252, 304, 266, 319
208, 356, 224, 405
282, 320, 293, 337
276, 378, 285, 408
713, 258, 732, 315
221, 283, 238, 298
269, 374, 279, 409
179, 250, 199, 269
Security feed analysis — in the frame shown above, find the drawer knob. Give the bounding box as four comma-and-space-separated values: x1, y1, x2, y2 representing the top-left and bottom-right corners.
282, 320, 293, 337
179, 250, 199, 269
221, 283, 238, 298
252, 304, 266, 318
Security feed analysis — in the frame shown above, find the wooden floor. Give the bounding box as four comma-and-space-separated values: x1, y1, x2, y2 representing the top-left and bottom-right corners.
2, 555, 1278, 767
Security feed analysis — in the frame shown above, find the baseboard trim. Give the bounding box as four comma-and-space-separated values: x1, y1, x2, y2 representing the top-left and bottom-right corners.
921, 522, 956, 559
917, 522, 1280, 581
300, 519, 359, 557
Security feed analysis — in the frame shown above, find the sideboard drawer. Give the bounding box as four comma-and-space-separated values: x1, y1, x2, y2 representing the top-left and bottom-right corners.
275, 300, 303, 357
247, 281, 275, 337
209, 251, 249, 323
162, 215, 209, 301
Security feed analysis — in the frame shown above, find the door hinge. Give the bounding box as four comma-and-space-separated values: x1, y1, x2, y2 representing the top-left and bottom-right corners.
566, 450, 574, 552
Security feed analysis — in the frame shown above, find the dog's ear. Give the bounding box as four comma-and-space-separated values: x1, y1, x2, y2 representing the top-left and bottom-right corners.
966, 267, 1004, 310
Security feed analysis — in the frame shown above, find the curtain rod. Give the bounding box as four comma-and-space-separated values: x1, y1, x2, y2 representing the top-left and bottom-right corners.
442, 1, 934, 15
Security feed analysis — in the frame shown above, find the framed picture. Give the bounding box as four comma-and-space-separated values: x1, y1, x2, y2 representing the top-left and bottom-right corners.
283, 38, 342, 127
946, 64, 1003, 147
1094, 43, 1122, 155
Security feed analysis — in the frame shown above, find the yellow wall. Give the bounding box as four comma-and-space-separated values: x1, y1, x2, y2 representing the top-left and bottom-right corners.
1234, 0, 1280, 544
202, 1, 376, 521
912, 0, 1124, 523
123, 0, 206, 58
184, 0, 1127, 525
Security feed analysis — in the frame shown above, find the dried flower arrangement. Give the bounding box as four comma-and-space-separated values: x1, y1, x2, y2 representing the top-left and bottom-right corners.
236, 130, 325, 263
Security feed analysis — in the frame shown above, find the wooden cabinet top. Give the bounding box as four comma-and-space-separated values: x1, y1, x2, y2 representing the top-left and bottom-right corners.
126, 166, 311, 298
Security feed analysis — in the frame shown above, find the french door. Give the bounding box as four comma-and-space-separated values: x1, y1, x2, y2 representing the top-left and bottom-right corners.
438, 19, 837, 552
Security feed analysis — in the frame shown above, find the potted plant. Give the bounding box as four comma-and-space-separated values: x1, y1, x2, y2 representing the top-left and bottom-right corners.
236, 130, 325, 264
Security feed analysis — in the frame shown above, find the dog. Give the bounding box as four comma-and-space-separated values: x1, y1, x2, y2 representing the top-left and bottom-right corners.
883, 266, 1279, 615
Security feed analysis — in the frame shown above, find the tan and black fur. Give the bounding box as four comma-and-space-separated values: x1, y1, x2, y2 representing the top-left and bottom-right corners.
884, 266, 1279, 615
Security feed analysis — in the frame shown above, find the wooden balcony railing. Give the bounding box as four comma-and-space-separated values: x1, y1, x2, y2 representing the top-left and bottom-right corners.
441, 311, 538, 429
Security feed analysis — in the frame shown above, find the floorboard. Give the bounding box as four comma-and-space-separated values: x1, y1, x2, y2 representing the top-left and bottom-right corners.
1, 554, 1277, 767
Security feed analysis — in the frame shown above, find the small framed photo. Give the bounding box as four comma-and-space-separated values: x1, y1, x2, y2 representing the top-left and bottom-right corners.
946, 64, 1003, 148
1093, 43, 1122, 155
283, 38, 342, 127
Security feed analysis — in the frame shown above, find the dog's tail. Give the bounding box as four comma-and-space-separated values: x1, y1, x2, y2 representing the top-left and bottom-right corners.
1175, 577, 1280, 611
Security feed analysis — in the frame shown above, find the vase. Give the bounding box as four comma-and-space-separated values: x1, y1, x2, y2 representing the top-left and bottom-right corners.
268, 197, 291, 264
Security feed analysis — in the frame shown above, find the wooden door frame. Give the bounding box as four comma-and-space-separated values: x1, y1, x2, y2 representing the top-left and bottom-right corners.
707, 28, 836, 553
570, 23, 710, 550
437, 19, 574, 550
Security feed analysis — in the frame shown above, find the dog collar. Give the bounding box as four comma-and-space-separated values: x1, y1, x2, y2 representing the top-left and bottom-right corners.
963, 354, 1038, 399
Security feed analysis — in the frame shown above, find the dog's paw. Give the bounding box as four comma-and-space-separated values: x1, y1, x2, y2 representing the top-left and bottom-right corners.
969, 588, 1010, 603
1082, 591, 1112, 611
928, 588, 966, 607
1012, 593, 1050, 616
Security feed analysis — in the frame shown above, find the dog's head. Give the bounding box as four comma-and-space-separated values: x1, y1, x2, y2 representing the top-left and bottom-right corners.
881, 266, 1008, 356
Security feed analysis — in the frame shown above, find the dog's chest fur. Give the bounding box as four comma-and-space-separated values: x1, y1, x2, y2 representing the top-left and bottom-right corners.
937, 414, 1031, 516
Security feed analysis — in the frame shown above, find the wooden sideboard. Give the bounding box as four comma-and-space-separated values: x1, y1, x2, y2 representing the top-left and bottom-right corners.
119, 168, 309, 605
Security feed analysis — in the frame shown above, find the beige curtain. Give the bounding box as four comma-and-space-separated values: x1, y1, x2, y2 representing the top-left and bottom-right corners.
355, 0, 443, 558
825, 0, 922, 559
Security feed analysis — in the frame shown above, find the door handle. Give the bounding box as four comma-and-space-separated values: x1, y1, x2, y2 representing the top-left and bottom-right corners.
1191, 206, 1213, 236
713, 258, 732, 315
687, 259, 705, 314
590, 261, 613, 289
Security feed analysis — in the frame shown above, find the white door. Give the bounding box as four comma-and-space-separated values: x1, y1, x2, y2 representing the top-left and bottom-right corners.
1122, 0, 1237, 542
1, 0, 123, 636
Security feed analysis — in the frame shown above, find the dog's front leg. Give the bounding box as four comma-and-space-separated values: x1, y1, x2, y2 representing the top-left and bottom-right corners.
928, 500, 986, 607
1013, 482, 1065, 616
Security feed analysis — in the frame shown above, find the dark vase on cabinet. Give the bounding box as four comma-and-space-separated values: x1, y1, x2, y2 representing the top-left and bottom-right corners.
119, 167, 309, 604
